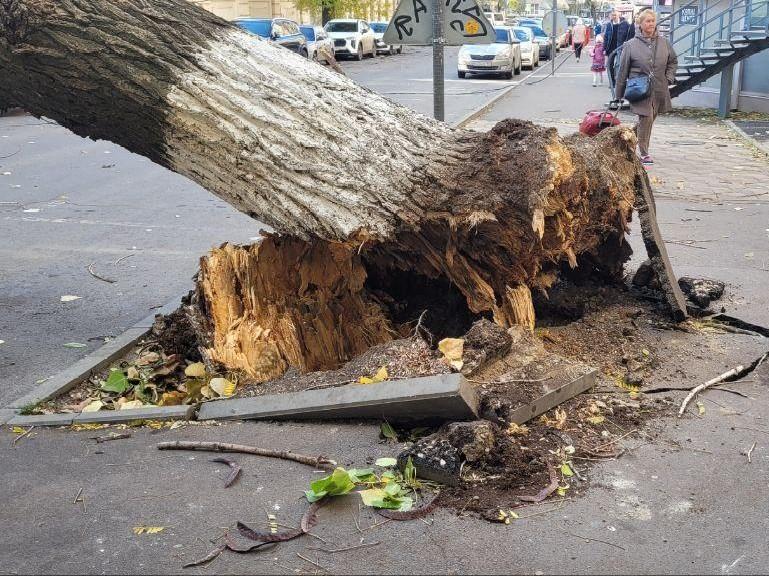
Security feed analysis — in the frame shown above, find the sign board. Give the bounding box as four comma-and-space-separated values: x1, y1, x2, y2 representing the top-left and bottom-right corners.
383, 0, 496, 45
542, 10, 567, 36
678, 5, 698, 25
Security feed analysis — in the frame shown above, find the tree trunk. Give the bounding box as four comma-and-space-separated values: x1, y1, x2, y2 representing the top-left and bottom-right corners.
1, 0, 643, 381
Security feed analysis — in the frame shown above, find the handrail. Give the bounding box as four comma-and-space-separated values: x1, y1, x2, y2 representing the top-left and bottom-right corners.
670, 0, 768, 54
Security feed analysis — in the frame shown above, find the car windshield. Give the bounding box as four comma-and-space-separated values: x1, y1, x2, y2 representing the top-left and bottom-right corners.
236, 19, 272, 37
299, 26, 315, 40
494, 29, 510, 43
525, 25, 546, 37
513, 28, 530, 41
326, 21, 357, 32
370, 23, 387, 32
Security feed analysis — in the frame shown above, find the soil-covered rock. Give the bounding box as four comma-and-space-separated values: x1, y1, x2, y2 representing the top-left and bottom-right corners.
678, 276, 725, 308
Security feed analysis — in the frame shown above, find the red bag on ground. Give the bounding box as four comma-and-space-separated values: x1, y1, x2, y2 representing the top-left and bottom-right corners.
579, 109, 621, 136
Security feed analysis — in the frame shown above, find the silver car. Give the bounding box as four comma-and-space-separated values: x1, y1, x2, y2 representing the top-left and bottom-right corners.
457, 26, 522, 79
300, 25, 335, 63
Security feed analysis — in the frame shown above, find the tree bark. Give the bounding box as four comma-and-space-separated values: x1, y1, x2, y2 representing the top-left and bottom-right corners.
1, 0, 643, 380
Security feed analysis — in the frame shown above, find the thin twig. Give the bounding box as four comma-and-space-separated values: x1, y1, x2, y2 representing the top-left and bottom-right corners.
308, 541, 381, 554
157, 441, 337, 469
679, 365, 745, 416
745, 441, 757, 463
114, 253, 135, 265
362, 518, 391, 532
468, 377, 551, 385
12, 426, 35, 444
592, 429, 638, 452
516, 501, 567, 519
0, 147, 21, 159
73, 487, 83, 504
296, 552, 327, 572
91, 432, 131, 444
86, 262, 116, 284
564, 531, 626, 550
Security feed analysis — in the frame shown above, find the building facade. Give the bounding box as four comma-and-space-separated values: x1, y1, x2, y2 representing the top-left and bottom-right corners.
189, 0, 304, 22
667, 0, 769, 113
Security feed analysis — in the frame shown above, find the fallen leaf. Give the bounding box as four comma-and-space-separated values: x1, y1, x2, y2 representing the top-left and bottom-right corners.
63, 342, 87, 349
557, 484, 570, 497
136, 352, 160, 366
209, 377, 236, 397
586, 415, 605, 425
159, 391, 185, 406
126, 366, 140, 380
70, 423, 108, 431
184, 362, 206, 378
697, 401, 706, 415
0, 340, 4, 345
118, 400, 144, 410
200, 385, 214, 399
359, 366, 388, 385
438, 337, 464, 361
60, 295, 81, 302
133, 526, 165, 535
506, 423, 529, 436
560, 463, 574, 477
375, 457, 397, 467
101, 369, 130, 394
11, 426, 26, 434
380, 421, 398, 442
82, 400, 103, 412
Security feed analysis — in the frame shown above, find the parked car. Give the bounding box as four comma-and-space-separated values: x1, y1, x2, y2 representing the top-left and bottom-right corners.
369, 21, 402, 55
517, 17, 542, 27
512, 26, 539, 69
484, 11, 506, 27
235, 18, 308, 57
457, 26, 522, 79
324, 19, 376, 60
299, 25, 335, 62
520, 23, 553, 59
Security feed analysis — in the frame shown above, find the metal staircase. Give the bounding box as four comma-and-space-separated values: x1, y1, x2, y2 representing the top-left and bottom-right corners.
658, 0, 769, 112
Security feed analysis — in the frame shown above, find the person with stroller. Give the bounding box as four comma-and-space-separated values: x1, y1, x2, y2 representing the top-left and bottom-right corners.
615, 9, 678, 166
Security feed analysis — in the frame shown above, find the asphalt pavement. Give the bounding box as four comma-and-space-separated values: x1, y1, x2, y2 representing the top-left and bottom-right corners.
2, 45, 769, 575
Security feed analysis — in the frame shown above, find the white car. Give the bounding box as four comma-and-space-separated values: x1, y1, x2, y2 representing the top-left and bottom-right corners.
300, 25, 335, 63
457, 26, 522, 79
369, 21, 402, 55
324, 19, 376, 60
513, 26, 539, 69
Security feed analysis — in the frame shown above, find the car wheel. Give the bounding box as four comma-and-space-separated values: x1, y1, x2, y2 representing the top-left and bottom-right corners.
356, 45, 364, 61
533, 55, 539, 68
397, 46, 402, 54
311, 50, 318, 62
389, 45, 395, 55
370, 42, 376, 58
514, 57, 521, 75
458, 71, 466, 78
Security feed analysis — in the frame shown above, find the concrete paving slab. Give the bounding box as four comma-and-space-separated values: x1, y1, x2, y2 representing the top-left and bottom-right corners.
0, 409, 19, 425
72, 405, 195, 424
197, 373, 479, 422
506, 369, 597, 425
6, 413, 74, 427
8, 327, 149, 409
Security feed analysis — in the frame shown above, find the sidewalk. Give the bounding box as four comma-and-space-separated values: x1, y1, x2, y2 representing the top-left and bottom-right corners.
2, 55, 769, 575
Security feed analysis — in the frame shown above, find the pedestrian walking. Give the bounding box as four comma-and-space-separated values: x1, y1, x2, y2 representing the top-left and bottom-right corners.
615, 10, 678, 166
572, 18, 588, 61
604, 10, 635, 73
590, 34, 606, 86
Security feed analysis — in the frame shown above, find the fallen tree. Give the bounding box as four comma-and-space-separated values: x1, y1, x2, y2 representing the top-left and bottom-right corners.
2, 0, 645, 381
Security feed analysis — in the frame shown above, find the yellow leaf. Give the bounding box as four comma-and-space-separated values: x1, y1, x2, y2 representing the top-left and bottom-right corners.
71, 423, 108, 431
82, 400, 103, 413
11, 426, 26, 434
586, 415, 605, 425
506, 423, 529, 436
358, 366, 388, 385
697, 401, 706, 415
438, 338, 464, 361
449, 359, 464, 371
209, 377, 236, 397
133, 526, 165, 535
158, 391, 185, 406
557, 484, 570, 496
200, 385, 214, 399
118, 400, 144, 410
184, 362, 206, 378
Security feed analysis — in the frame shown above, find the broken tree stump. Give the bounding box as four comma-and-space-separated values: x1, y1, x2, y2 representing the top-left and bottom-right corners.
2, 0, 661, 380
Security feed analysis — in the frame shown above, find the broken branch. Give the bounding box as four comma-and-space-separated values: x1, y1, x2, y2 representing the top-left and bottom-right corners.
156, 441, 337, 469
86, 262, 116, 284
211, 457, 242, 488
678, 365, 746, 417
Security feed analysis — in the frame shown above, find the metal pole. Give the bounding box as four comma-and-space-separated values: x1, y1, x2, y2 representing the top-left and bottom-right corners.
552, 7, 557, 76
432, 0, 445, 121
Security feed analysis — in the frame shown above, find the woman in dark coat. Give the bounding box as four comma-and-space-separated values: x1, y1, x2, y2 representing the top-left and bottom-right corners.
615, 10, 678, 166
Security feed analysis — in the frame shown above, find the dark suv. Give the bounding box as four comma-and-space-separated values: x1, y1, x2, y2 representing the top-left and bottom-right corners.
234, 18, 308, 57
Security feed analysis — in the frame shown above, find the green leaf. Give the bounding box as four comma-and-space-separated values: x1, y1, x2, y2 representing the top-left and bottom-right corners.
383, 481, 402, 497
404, 456, 417, 486
380, 421, 397, 442
348, 468, 377, 483
63, 342, 87, 348
560, 463, 574, 478
101, 369, 130, 394
306, 468, 356, 503
375, 457, 397, 468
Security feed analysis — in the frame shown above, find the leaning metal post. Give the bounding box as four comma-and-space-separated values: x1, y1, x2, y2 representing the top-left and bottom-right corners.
432, 0, 445, 121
